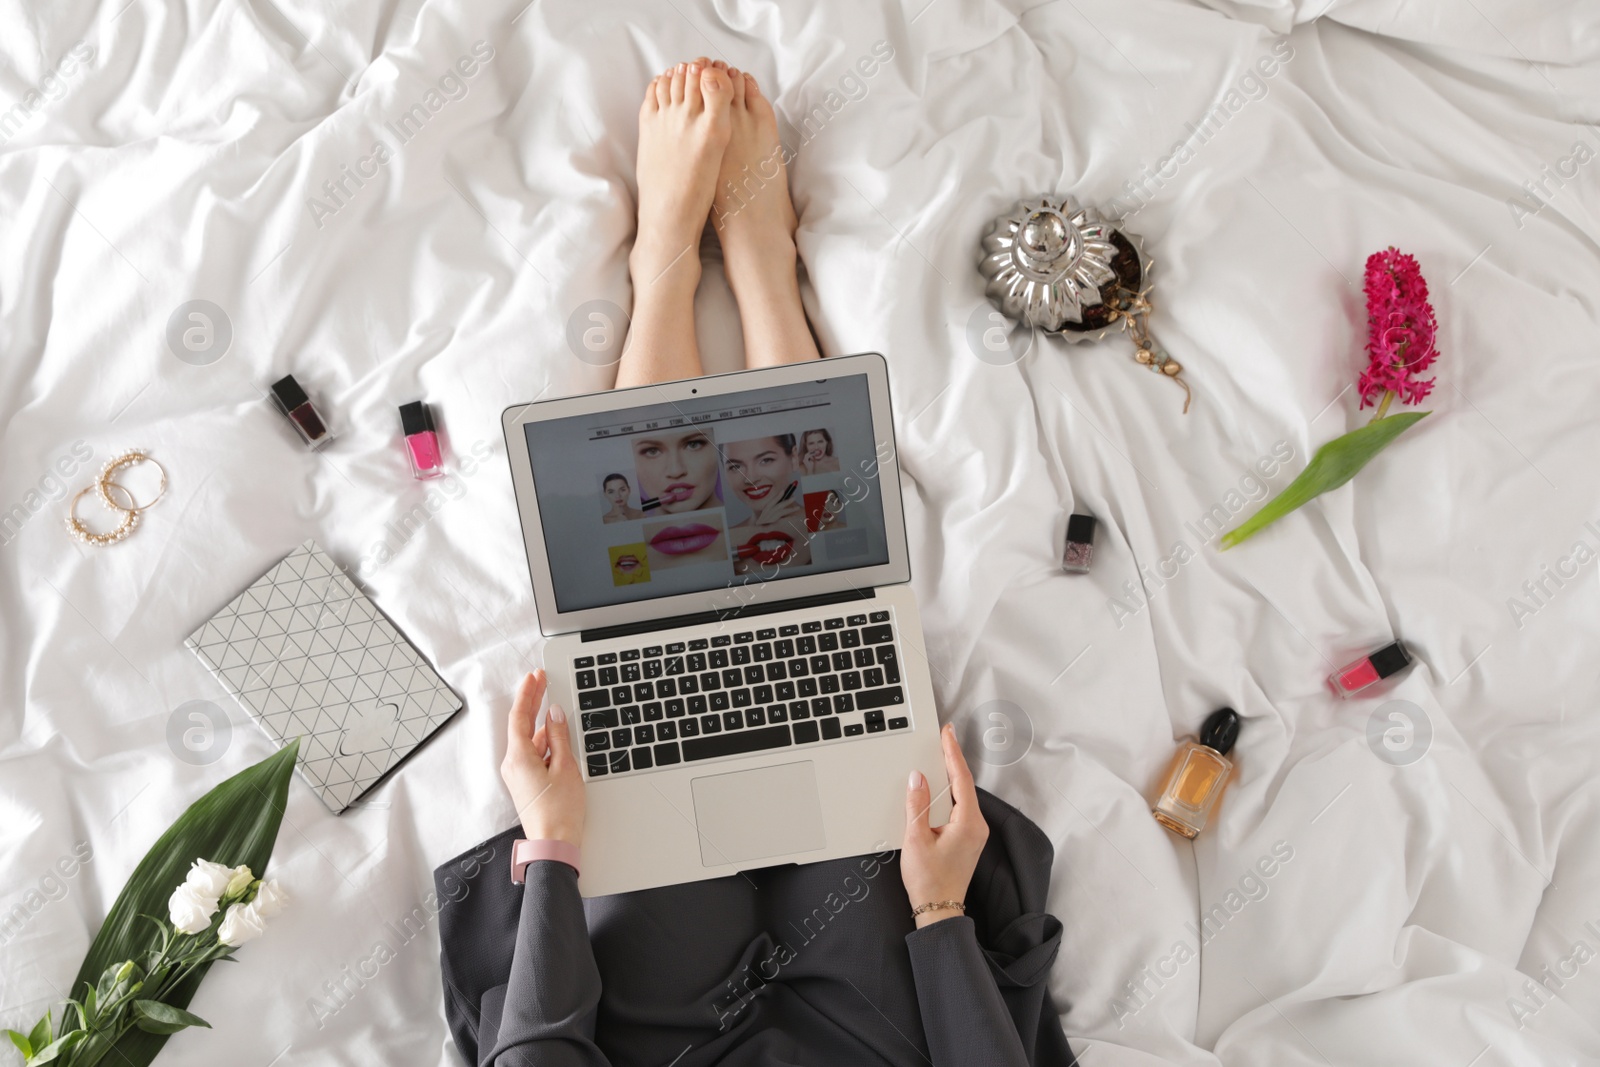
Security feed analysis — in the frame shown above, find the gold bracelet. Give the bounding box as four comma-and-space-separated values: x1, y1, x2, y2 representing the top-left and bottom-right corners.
911, 900, 966, 918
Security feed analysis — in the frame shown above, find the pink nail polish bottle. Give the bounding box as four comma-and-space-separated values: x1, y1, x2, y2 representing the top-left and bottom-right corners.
399, 401, 444, 480
1329, 641, 1411, 697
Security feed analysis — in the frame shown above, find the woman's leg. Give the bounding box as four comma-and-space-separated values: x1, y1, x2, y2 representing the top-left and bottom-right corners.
712, 67, 823, 367
616, 61, 733, 389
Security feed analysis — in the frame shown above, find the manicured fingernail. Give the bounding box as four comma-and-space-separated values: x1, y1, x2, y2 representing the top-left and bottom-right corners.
908, 769, 923, 789
550, 705, 566, 723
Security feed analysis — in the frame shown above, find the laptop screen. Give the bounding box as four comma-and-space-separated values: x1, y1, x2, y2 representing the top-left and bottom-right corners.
522, 373, 893, 613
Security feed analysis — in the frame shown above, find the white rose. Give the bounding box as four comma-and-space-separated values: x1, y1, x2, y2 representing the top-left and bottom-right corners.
168, 883, 218, 934
184, 859, 234, 899
224, 865, 254, 897
251, 879, 289, 919
217, 901, 268, 947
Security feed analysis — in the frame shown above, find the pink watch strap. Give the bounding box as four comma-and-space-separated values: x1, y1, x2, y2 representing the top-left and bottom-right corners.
510, 838, 581, 884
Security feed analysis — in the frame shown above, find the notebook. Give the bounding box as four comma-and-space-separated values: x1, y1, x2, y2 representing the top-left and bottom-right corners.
185, 539, 462, 812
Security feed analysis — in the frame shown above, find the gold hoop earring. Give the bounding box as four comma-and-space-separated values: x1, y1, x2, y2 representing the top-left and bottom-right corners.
97, 450, 168, 513
67, 485, 138, 546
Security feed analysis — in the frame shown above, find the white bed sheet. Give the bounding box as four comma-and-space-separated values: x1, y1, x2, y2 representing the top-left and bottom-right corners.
3, 0, 1600, 1063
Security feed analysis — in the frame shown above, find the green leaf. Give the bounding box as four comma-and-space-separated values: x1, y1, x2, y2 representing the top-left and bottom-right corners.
7, 1030, 32, 1059
27, 1016, 50, 1058
131, 1001, 211, 1035
67, 740, 299, 1067
27, 1031, 84, 1066
82, 986, 97, 1027
1220, 412, 1430, 549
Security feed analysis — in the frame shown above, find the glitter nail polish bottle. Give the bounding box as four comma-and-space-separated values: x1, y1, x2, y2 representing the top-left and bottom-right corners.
1063, 514, 1097, 573
1153, 708, 1239, 839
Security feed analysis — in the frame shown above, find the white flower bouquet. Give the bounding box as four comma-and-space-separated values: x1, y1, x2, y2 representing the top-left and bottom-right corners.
7, 741, 298, 1066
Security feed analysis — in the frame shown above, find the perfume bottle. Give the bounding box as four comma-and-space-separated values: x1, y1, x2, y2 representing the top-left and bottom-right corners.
271, 374, 333, 450
1329, 641, 1411, 697
1152, 708, 1239, 839
399, 401, 444, 480
1063, 513, 1097, 573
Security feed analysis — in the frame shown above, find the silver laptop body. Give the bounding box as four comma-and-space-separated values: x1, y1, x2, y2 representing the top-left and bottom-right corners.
502, 353, 950, 896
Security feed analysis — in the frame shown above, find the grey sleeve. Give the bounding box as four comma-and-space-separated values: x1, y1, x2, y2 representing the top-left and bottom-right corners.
906, 916, 1031, 1067
486, 861, 612, 1067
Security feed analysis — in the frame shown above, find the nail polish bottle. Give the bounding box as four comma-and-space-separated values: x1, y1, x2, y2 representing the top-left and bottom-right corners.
270, 374, 333, 450
1063, 514, 1097, 573
1329, 641, 1411, 697
399, 401, 444, 480
1152, 708, 1239, 839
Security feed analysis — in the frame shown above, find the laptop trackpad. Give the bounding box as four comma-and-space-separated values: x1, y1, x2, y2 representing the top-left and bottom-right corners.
690, 761, 826, 867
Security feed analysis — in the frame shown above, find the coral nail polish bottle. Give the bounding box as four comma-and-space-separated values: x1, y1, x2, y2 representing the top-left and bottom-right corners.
271, 374, 334, 450
399, 401, 444, 480
1063, 514, 1097, 573
1153, 708, 1240, 839
1329, 641, 1411, 697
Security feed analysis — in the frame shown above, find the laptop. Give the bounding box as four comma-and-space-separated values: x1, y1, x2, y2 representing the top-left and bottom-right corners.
502, 353, 952, 896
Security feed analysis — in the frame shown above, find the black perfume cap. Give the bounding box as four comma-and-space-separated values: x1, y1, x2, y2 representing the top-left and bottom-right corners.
1369, 641, 1411, 679
1199, 708, 1240, 756
1066, 514, 1097, 544
399, 401, 435, 436
271, 374, 308, 409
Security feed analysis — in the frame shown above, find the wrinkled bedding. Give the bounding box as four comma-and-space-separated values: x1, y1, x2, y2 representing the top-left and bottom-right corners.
3, 0, 1600, 1062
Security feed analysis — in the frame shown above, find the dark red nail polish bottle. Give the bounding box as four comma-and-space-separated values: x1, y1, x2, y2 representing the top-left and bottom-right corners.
271, 375, 333, 450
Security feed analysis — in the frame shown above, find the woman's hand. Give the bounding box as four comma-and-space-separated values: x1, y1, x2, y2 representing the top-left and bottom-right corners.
499, 670, 585, 847
901, 723, 989, 928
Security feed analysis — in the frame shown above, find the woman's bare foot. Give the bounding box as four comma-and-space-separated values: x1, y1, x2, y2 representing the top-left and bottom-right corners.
617, 61, 733, 388
709, 66, 820, 367
712, 68, 799, 280
631, 61, 733, 288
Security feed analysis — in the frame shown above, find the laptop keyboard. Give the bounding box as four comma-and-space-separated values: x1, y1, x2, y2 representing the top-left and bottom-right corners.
573, 610, 910, 778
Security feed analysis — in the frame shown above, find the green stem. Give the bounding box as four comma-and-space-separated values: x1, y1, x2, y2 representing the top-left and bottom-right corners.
1371, 389, 1395, 422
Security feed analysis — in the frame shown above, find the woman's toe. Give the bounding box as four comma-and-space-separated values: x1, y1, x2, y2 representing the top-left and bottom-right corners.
701, 65, 732, 110
653, 73, 670, 109
669, 63, 687, 104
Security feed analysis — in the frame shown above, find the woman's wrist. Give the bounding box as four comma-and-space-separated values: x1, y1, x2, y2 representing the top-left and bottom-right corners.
912, 907, 964, 929
910, 898, 966, 928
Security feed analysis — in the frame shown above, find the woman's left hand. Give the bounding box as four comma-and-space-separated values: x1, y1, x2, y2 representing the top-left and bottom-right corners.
499, 670, 586, 847
901, 724, 989, 928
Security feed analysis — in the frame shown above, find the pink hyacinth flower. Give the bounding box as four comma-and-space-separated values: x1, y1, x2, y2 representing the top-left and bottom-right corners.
1358, 247, 1439, 408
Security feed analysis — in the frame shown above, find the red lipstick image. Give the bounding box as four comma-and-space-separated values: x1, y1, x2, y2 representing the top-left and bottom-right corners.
649, 524, 720, 556
735, 530, 796, 565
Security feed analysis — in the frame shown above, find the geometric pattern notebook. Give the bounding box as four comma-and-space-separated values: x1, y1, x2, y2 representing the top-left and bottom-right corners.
185, 539, 462, 813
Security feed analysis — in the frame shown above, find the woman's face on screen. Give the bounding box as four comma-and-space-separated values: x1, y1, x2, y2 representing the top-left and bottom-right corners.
633, 430, 718, 513
722, 437, 797, 511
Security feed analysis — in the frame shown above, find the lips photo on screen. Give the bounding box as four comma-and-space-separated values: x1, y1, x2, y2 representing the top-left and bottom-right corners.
608, 542, 651, 586
733, 527, 813, 576
642, 515, 729, 571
